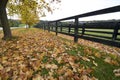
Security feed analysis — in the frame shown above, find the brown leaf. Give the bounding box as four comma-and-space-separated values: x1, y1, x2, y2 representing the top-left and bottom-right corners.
79, 68, 93, 75
82, 57, 90, 62
0, 64, 3, 70
64, 69, 73, 77
32, 74, 43, 80
45, 64, 58, 69
80, 75, 91, 80
104, 57, 111, 64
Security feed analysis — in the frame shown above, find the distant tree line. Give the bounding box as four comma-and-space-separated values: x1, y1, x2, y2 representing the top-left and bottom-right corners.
34, 20, 48, 28
34, 19, 120, 28
34, 20, 74, 28
0, 19, 21, 27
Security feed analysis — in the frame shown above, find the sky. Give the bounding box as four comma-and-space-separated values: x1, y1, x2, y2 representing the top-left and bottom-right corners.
41, 0, 120, 21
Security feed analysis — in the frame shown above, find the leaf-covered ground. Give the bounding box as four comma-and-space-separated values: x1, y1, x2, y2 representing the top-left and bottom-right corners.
55, 33, 120, 56
0, 28, 120, 80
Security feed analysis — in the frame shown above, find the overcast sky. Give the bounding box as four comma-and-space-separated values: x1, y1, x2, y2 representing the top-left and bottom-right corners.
41, 0, 120, 21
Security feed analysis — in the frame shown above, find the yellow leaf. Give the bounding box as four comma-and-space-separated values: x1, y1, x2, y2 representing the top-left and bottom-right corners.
82, 57, 90, 62
95, 53, 101, 58
93, 61, 98, 66
32, 74, 43, 80
45, 64, 58, 69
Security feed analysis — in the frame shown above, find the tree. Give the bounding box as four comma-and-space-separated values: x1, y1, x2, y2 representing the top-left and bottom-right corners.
0, 0, 61, 39
0, 20, 2, 27
8, 0, 39, 28
18, 1, 39, 28
7, 0, 60, 28
0, 0, 12, 39
21, 12, 39, 28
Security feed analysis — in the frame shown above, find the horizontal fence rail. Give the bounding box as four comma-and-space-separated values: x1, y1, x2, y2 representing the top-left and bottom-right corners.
41, 5, 120, 47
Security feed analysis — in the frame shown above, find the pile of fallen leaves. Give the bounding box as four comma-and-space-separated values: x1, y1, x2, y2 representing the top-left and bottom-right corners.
0, 28, 120, 80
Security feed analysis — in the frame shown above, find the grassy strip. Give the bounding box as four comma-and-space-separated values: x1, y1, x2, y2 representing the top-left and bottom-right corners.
66, 44, 120, 80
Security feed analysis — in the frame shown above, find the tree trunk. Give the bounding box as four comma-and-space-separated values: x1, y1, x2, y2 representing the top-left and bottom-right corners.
28, 24, 30, 28
0, 0, 12, 39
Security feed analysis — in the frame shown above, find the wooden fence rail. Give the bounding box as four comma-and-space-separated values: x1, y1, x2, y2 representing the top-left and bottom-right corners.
43, 5, 120, 47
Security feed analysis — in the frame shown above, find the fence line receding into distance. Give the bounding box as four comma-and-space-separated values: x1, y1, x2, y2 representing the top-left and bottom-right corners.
40, 5, 120, 47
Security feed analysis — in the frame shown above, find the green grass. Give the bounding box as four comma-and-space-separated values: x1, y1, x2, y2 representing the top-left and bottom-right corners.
92, 57, 119, 80
54, 27, 120, 41
18, 24, 26, 27
41, 68, 49, 76
66, 44, 120, 80
42, 56, 49, 63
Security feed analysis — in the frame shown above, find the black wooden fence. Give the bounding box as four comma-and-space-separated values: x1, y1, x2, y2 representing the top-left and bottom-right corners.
43, 5, 120, 47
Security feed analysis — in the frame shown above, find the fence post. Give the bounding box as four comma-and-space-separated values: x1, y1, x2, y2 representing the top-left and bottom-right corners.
50, 23, 53, 31
48, 23, 50, 32
60, 23, 62, 32
68, 24, 71, 34
42, 24, 44, 30
112, 22, 119, 40
43, 23, 46, 31
82, 23, 85, 36
55, 21, 58, 35
74, 17, 79, 42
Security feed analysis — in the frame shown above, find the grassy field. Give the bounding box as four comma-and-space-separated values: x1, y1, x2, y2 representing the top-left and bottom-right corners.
52, 27, 120, 41
0, 28, 120, 80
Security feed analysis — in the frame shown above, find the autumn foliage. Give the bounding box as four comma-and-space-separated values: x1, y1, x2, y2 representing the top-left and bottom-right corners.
7, 0, 61, 28
0, 28, 120, 80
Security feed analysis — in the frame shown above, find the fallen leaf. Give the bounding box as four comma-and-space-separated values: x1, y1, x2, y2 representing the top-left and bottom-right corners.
64, 69, 73, 77
32, 74, 43, 80
80, 75, 91, 80
82, 57, 90, 62
94, 53, 101, 58
93, 61, 98, 66
113, 68, 120, 77
104, 57, 111, 64
0, 64, 3, 70
45, 64, 58, 69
